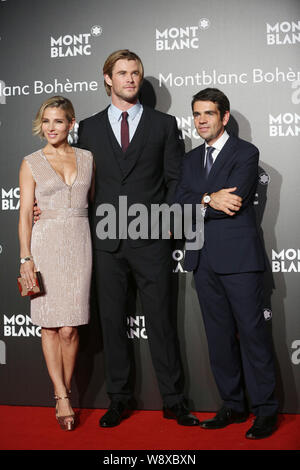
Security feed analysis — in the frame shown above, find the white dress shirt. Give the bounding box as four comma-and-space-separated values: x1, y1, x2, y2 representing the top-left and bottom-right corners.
108, 102, 143, 146
202, 130, 230, 215
204, 129, 230, 167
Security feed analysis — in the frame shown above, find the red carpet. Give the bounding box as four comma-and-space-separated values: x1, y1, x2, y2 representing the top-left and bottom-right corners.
0, 406, 299, 451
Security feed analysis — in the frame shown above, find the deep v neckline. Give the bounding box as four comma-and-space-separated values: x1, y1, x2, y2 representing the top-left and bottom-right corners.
41, 147, 79, 188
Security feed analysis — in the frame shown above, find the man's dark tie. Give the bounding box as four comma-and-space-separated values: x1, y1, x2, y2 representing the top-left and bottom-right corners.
121, 111, 129, 152
204, 146, 215, 178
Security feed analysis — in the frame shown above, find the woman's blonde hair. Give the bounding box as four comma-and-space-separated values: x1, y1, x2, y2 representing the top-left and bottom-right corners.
103, 49, 144, 96
32, 96, 75, 138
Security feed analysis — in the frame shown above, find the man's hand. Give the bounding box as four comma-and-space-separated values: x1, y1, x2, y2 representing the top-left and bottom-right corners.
209, 187, 242, 216
33, 198, 41, 223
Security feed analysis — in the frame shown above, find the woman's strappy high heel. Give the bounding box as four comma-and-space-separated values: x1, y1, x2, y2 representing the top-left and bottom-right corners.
54, 394, 75, 431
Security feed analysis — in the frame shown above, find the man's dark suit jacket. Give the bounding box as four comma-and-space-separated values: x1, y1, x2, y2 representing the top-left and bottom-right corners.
78, 105, 183, 251
175, 134, 265, 274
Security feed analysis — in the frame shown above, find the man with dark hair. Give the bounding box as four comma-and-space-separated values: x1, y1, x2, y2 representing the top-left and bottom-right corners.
191, 88, 230, 120
175, 88, 278, 439
77, 50, 199, 428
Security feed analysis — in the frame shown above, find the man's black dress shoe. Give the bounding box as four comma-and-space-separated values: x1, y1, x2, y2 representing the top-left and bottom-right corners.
163, 401, 199, 426
245, 415, 277, 439
99, 401, 129, 428
199, 405, 248, 429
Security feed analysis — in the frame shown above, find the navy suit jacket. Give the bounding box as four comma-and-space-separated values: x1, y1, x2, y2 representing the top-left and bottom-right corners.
175, 134, 265, 274
78, 105, 183, 251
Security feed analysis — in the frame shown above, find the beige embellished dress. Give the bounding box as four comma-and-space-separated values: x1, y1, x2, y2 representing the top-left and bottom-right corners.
24, 147, 93, 328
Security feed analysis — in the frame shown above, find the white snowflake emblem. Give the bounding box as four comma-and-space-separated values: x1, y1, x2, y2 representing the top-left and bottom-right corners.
263, 309, 272, 321
199, 18, 210, 30
91, 25, 103, 37
259, 173, 270, 185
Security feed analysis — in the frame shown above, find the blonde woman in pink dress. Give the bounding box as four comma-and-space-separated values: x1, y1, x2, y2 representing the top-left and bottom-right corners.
18, 96, 94, 431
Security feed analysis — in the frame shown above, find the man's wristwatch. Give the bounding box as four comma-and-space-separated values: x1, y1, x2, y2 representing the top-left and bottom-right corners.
20, 256, 33, 264
203, 193, 211, 205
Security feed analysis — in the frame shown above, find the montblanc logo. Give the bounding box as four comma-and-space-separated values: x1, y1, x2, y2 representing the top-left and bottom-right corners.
266, 20, 300, 45
199, 18, 210, 30
50, 25, 103, 58
176, 116, 201, 141
156, 18, 211, 51
269, 112, 300, 137
90, 25, 102, 37
258, 171, 270, 185
263, 308, 272, 321
254, 171, 270, 206
127, 315, 147, 339
3, 315, 41, 337
1, 187, 20, 210
272, 249, 300, 273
